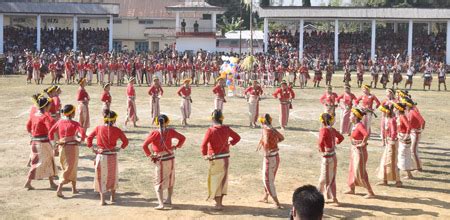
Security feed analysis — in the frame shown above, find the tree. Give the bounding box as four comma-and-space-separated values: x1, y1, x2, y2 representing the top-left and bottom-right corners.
302, 0, 311, 7
217, 16, 244, 36
329, 0, 343, 6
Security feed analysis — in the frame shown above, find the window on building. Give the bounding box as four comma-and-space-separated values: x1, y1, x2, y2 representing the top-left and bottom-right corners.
135, 41, 149, 52
113, 41, 122, 52
151, 42, 160, 52
138, 20, 154, 25
113, 19, 122, 24
202, 14, 212, 20
81, 19, 90, 24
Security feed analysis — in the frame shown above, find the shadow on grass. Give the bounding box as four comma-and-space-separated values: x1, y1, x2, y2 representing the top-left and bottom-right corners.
339, 202, 439, 217
421, 151, 450, 157
170, 203, 291, 218
375, 195, 450, 210
420, 169, 450, 176
421, 157, 449, 163
324, 206, 374, 218
400, 184, 450, 195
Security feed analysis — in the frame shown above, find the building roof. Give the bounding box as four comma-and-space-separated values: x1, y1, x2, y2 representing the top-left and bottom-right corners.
166, 1, 225, 13
224, 30, 264, 40
0, 2, 119, 16
104, 0, 183, 18
258, 7, 450, 21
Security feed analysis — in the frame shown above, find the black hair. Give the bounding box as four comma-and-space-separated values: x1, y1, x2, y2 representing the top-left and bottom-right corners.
353, 108, 366, 122
212, 109, 223, 124
37, 97, 50, 112
158, 114, 169, 132
61, 104, 75, 118
264, 113, 272, 125
396, 103, 407, 113
382, 104, 393, 118
321, 113, 332, 126
103, 109, 117, 125
292, 185, 324, 220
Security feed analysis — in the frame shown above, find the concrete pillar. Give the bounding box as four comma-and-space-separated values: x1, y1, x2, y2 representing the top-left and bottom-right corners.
73, 15, 77, 51
427, 22, 432, 35
408, 19, 413, 57
446, 20, 450, 65
359, 22, 363, 32
37, 15, 41, 52
0, 14, 3, 54
334, 19, 339, 64
299, 19, 304, 61
371, 19, 376, 61
176, 12, 180, 32
263, 18, 269, 53
109, 15, 113, 52
393, 22, 398, 33
212, 12, 216, 33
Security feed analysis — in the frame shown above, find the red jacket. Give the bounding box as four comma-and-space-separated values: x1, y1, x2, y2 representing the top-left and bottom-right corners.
318, 127, 344, 153
201, 125, 241, 156
87, 125, 128, 150
27, 112, 56, 138
142, 129, 186, 156
48, 119, 86, 141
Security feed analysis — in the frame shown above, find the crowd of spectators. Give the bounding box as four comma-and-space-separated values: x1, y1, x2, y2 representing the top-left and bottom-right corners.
268, 27, 447, 66
4, 26, 109, 55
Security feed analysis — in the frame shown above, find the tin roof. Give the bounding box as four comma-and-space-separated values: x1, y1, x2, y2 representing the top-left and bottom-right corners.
0, 2, 119, 16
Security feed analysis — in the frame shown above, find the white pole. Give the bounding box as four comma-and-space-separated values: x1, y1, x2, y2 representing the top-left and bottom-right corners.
0, 14, 3, 54
37, 15, 41, 52
212, 12, 216, 33
334, 19, 339, 64
299, 19, 304, 61
371, 19, 376, 61
176, 12, 180, 32
393, 22, 398, 33
109, 15, 113, 52
263, 18, 268, 53
408, 19, 413, 57
427, 22, 431, 35
73, 15, 77, 51
446, 20, 450, 65
359, 22, 363, 32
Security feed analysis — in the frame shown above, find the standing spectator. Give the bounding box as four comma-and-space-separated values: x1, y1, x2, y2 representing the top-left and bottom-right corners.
194, 21, 199, 33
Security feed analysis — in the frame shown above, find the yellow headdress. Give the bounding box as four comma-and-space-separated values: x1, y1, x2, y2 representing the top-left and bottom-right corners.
78, 78, 87, 85
393, 102, 405, 112
319, 113, 334, 125
351, 108, 364, 120
63, 105, 76, 116
104, 111, 118, 122
401, 97, 416, 108
362, 84, 371, 91
378, 105, 390, 114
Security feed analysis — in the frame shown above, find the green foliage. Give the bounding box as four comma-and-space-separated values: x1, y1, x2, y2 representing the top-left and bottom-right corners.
217, 16, 244, 34
207, 0, 258, 30
268, 22, 287, 32
329, 0, 343, 6
303, 0, 311, 7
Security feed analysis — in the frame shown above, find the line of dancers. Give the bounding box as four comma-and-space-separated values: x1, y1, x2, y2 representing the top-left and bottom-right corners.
25, 76, 425, 211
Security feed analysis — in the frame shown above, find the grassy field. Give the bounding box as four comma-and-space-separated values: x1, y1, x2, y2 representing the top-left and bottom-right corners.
0, 73, 449, 219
